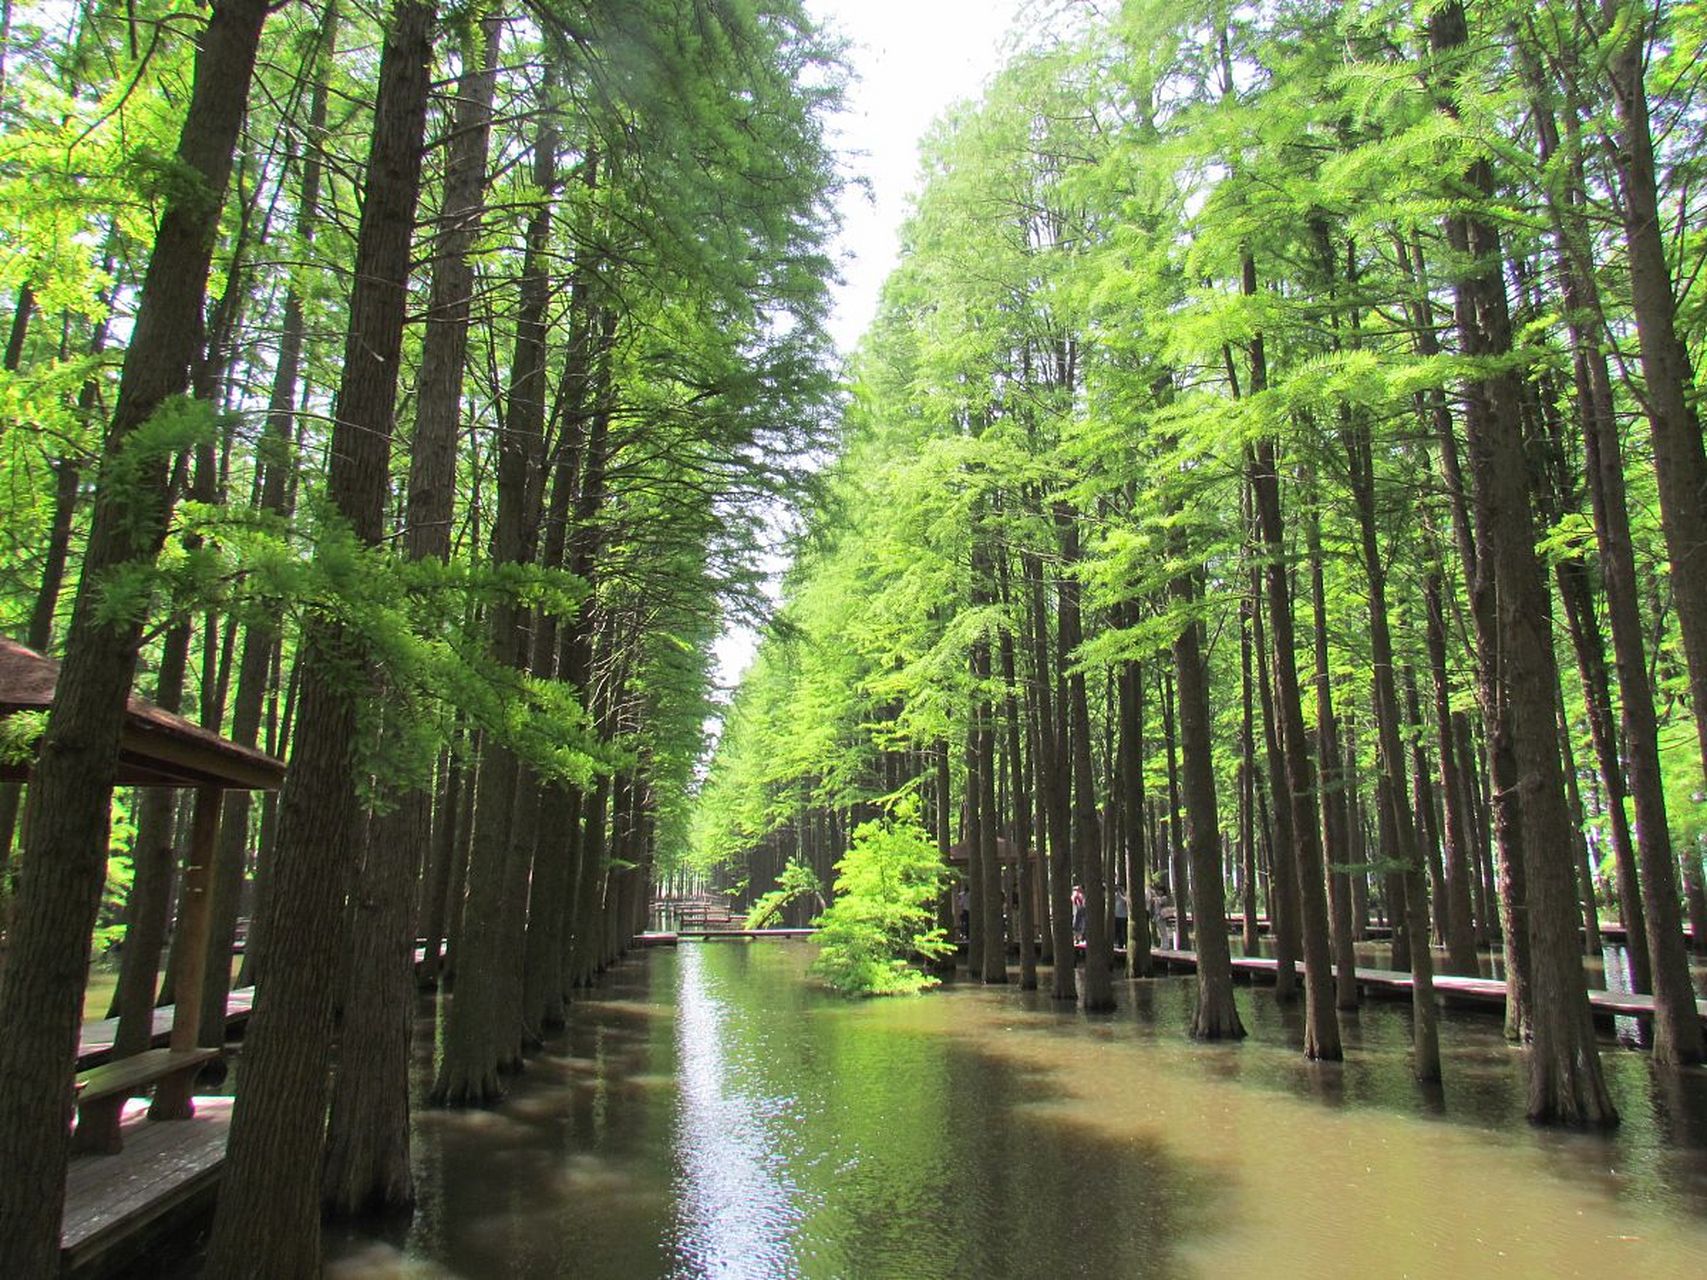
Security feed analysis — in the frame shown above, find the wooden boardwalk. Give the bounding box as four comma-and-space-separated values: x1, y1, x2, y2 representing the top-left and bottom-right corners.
1217, 913, 1695, 946
1148, 947, 1707, 1028
638, 928, 818, 947
61, 1097, 232, 1276
78, 988, 255, 1069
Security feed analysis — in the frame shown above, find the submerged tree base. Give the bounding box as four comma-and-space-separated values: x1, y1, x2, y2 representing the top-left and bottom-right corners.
428, 1072, 507, 1110
1190, 992, 1246, 1041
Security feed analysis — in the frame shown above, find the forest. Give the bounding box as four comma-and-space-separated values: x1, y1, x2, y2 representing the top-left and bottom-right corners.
695, 0, 1707, 1133
1, 0, 1706, 1274
0, 0, 840, 1273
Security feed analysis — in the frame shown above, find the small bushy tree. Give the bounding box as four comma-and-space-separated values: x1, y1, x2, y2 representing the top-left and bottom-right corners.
811, 803, 950, 996
744, 857, 825, 929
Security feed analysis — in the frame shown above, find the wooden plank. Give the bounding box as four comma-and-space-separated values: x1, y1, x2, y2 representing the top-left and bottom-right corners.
61, 1097, 232, 1276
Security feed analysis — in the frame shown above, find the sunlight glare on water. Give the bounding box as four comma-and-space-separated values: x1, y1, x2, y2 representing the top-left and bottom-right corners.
670, 943, 803, 1277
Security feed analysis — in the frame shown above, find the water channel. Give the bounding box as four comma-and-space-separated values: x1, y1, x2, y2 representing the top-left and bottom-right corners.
320, 941, 1707, 1277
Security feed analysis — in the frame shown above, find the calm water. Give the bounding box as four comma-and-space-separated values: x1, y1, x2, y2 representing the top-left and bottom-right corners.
322, 942, 1707, 1278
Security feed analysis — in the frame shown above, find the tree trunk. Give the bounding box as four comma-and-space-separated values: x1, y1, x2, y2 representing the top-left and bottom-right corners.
1238, 585, 1260, 956
1252, 563, 1299, 999
933, 740, 955, 972
1403, 666, 1449, 948
1539, 55, 1699, 1060
1247, 290, 1339, 1059
1306, 490, 1358, 1012
1027, 546, 1075, 1001
1346, 416, 1440, 1080
1161, 671, 1187, 949
1424, 571, 1479, 974
1175, 569, 1243, 1039
1119, 657, 1153, 977
432, 83, 559, 1103
207, 6, 434, 1263
1059, 509, 1112, 1010
416, 743, 461, 987
964, 696, 986, 973
1604, 0, 1707, 804
1428, 0, 1614, 1124
405, 16, 500, 995
1001, 610, 1038, 989
0, 4, 272, 1271
442, 732, 480, 985
111, 628, 190, 1053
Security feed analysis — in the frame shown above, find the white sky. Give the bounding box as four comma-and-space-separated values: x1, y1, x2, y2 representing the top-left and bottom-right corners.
809, 0, 1030, 354
710, 0, 1027, 696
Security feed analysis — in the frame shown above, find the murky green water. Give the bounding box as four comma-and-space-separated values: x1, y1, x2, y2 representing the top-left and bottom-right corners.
324, 942, 1707, 1278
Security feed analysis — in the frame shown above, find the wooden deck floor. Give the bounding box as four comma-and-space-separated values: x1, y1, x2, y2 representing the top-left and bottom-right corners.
1148, 947, 1707, 1027
61, 1097, 231, 1276
78, 988, 255, 1068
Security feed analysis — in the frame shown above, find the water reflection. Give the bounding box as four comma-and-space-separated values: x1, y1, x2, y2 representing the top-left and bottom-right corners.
670, 943, 801, 1276
318, 942, 1707, 1278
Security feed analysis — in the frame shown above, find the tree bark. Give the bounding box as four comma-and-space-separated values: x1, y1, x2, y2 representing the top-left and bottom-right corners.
432, 85, 561, 1103
1000, 604, 1038, 989
1424, 570, 1479, 974
1538, 53, 1698, 1060
406, 16, 500, 994
1238, 585, 1260, 956
1252, 560, 1299, 999
1027, 545, 1075, 1001
1119, 656, 1153, 977
110, 630, 189, 1055
1345, 416, 1439, 1080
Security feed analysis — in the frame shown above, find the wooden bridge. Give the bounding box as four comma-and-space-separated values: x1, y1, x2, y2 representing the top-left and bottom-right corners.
638, 928, 818, 946
655, 893, 746, 931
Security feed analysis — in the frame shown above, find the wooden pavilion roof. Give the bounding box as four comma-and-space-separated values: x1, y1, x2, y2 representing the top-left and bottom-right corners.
0, 637, 285, 791
945, 835, 1033, 865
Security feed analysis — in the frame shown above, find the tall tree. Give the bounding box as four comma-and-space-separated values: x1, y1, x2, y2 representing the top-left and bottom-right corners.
0, 5, 273, 1270
206, 4, 437, 1264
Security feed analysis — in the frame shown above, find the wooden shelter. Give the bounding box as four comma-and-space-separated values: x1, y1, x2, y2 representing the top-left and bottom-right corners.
944, 835, 1032, 866
0, 637, 283, 790
0, 636, 284, 1110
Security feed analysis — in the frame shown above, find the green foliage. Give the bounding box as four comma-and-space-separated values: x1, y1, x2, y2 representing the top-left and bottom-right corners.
809, 804, 950, 997
0, 711, 46, 765
744, 856, 824, 929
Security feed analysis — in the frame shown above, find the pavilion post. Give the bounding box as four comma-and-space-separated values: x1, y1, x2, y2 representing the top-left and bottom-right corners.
149, 784, 221, 1119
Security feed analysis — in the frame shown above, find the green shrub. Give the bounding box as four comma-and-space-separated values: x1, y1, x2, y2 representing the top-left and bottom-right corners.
810, 803, 951, 996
